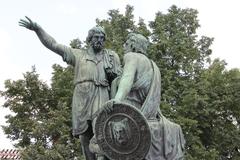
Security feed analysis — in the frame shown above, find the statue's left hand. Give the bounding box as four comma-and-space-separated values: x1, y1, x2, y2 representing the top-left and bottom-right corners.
19, 16, 39, 31
102, 99, 119, 114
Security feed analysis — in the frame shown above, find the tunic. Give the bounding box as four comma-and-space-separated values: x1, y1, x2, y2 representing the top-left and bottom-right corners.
61, 46, 121, 136
119, 52, 185, 160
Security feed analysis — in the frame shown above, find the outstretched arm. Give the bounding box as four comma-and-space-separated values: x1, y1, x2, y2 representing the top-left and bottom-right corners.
114, 53, 137, 101
103, 53, 136, 113
19, 16, 72, 58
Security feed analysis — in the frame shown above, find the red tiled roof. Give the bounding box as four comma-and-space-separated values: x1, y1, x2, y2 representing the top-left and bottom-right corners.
0, 149, 21, 159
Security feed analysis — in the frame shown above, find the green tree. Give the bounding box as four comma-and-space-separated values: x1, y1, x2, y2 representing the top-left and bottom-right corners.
194, 59, 240, 159
1, 44, 83, 159
97, 5, 240, 159
97, 5, 151, 59
148, 5, 218, 159
1, 5, 240, 159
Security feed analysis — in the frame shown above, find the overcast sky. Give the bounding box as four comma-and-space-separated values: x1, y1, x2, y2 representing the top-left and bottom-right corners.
0, 0, 240, 149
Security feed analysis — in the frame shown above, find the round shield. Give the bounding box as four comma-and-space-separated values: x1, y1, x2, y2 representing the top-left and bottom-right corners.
95, 102, 151, 160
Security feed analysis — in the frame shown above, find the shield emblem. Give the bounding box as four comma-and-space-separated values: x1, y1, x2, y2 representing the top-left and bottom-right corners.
95, 102, 151, 160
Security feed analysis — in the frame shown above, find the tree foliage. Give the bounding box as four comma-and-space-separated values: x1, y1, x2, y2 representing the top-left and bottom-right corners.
1, 5, 240, 159
1, 65, 83, 159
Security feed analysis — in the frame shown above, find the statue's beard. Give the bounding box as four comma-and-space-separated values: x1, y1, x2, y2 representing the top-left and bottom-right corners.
92, 41, 104, 52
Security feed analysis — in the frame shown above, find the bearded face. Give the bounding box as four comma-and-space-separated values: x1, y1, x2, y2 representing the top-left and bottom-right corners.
90, 33, 105, 52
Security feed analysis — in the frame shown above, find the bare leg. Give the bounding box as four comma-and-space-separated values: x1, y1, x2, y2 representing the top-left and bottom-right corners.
80, 126, 96, 160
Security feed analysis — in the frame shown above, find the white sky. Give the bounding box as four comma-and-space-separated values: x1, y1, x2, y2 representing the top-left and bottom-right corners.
0, 0, 240, 149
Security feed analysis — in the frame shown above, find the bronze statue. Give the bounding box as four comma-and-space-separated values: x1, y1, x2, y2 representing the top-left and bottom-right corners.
95, 102, 151, 160
19, 16, 121, 160
98, 33, 185, 160
19, 16, 185, 159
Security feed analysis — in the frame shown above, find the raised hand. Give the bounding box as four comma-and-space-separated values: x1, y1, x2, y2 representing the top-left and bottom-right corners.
19, 16, 38, 31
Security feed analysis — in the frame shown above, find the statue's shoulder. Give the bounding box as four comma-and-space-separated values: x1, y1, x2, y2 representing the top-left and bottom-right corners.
125, 52, 149, 60
124, 52, 137, 56
72, 48, 87, 58
123, 52, 140, 61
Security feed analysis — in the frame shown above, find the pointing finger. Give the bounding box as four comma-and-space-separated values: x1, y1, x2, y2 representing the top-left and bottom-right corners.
25, 16, 32, 23
19, 21, 28, 25
19, 19, 28, 24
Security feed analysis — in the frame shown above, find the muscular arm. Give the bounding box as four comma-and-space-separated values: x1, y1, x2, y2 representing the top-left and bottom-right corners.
35, 25, 69, 57
114, 53, 137, 101
19, 17, 74, 64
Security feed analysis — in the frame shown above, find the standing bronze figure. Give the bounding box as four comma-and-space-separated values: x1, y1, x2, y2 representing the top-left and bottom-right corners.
19, 17, 121, 160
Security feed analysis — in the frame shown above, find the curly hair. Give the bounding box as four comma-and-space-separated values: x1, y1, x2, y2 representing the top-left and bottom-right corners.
86, 26, 106, 43
126, 33, 149, 55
